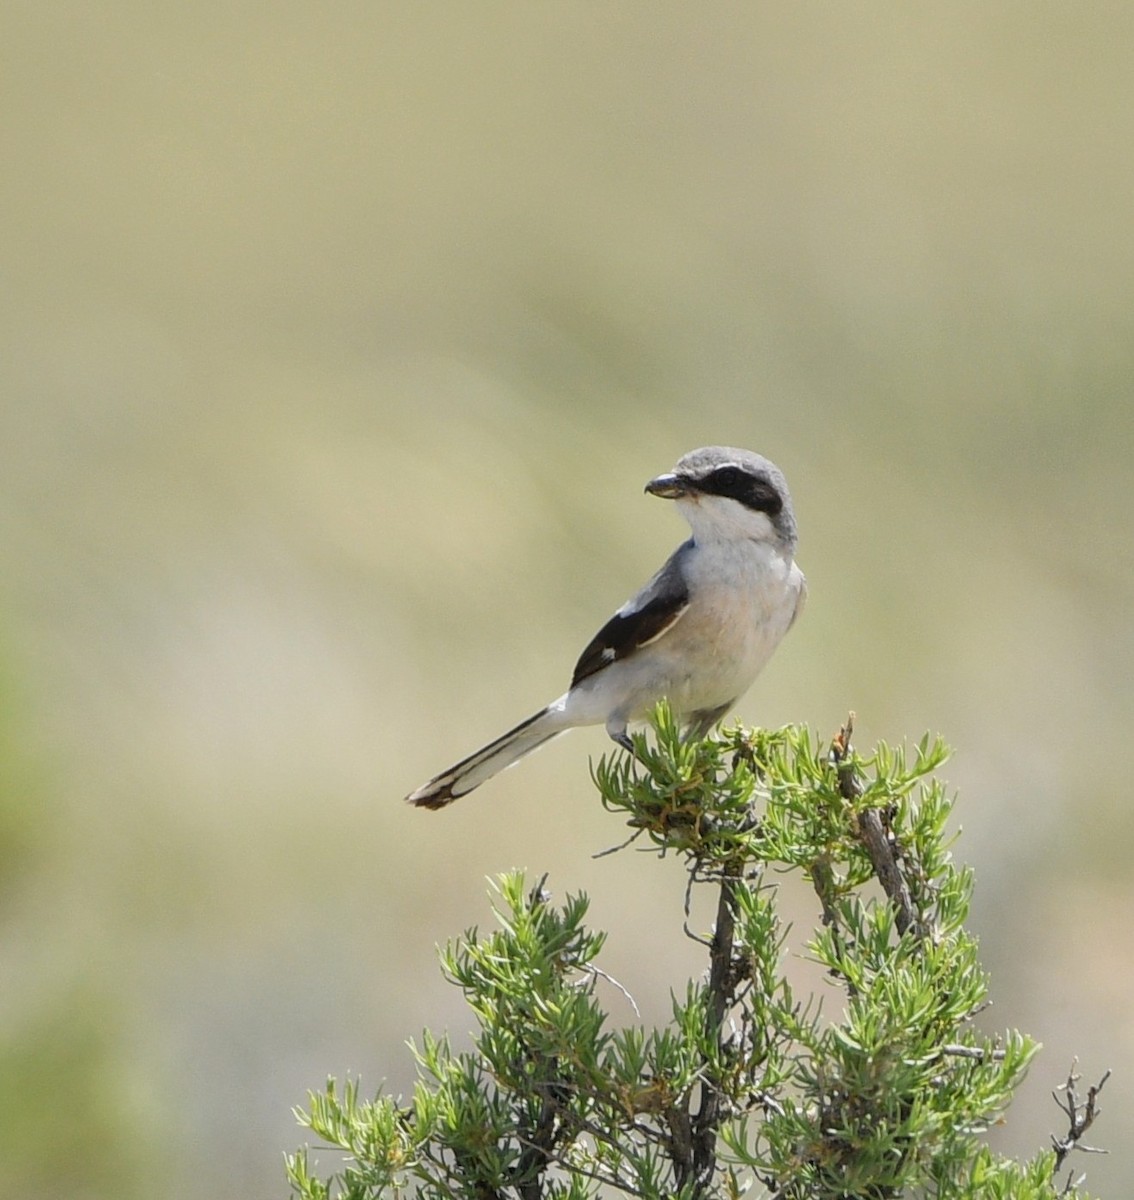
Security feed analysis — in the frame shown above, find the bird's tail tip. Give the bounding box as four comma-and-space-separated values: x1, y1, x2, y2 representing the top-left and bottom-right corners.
404, 785, 460, 810
403, 704, 565, 811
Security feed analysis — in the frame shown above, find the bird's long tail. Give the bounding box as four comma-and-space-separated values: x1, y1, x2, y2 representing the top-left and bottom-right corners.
405, 705, 568, 809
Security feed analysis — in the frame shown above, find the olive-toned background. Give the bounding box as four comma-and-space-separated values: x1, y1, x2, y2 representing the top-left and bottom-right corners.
3, 5, 1132, 1197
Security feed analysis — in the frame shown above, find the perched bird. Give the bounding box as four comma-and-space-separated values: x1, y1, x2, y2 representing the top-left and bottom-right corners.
406, 446, 806, 809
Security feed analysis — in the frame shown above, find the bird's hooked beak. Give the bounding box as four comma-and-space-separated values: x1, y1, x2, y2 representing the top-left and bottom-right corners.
644, 471, 690, 499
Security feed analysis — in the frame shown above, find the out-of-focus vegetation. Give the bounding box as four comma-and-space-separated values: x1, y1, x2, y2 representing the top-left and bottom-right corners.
1, 6, 1131, 1198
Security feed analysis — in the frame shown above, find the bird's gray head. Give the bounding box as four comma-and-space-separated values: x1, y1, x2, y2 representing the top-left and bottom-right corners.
645, 446, 798, 551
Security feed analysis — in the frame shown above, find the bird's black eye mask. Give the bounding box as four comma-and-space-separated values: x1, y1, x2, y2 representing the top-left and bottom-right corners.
690, 465, 784, 516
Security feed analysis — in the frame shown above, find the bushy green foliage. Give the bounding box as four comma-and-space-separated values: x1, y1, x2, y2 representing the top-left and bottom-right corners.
287, 707, 1102, 1199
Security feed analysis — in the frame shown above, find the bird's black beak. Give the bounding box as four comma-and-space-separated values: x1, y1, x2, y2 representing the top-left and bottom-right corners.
644, 472, 689, 499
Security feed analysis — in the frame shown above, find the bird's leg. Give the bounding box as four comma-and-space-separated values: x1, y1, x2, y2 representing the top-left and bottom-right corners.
607, 718, 650, 767
611, 730, 635, 755
682, 702, 732, 744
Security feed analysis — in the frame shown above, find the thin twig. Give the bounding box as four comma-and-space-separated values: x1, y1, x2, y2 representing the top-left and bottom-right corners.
688, 859, 742, 1195
555, 1150, 651, 1200
830, 714, 920, 939
809, 853, 858, 997
593, 827, 645, 859
682, 869, 712, 948
1050, 1061, 1111, 1177
527, 873, 552, 907
939, 1044, 1006, 1062
585, 964, 641, 1018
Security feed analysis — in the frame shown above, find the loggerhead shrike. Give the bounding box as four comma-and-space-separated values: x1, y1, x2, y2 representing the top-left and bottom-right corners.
406, 446, 806, 809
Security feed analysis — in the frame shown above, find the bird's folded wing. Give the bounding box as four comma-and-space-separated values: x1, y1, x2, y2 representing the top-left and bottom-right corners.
570, 550, 690, 687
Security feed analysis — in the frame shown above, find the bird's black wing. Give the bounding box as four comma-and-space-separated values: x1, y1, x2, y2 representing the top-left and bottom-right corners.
570, 544, 691, 688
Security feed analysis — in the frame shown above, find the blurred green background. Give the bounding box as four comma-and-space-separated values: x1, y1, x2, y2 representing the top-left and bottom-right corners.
2, 5, 1132, 1197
